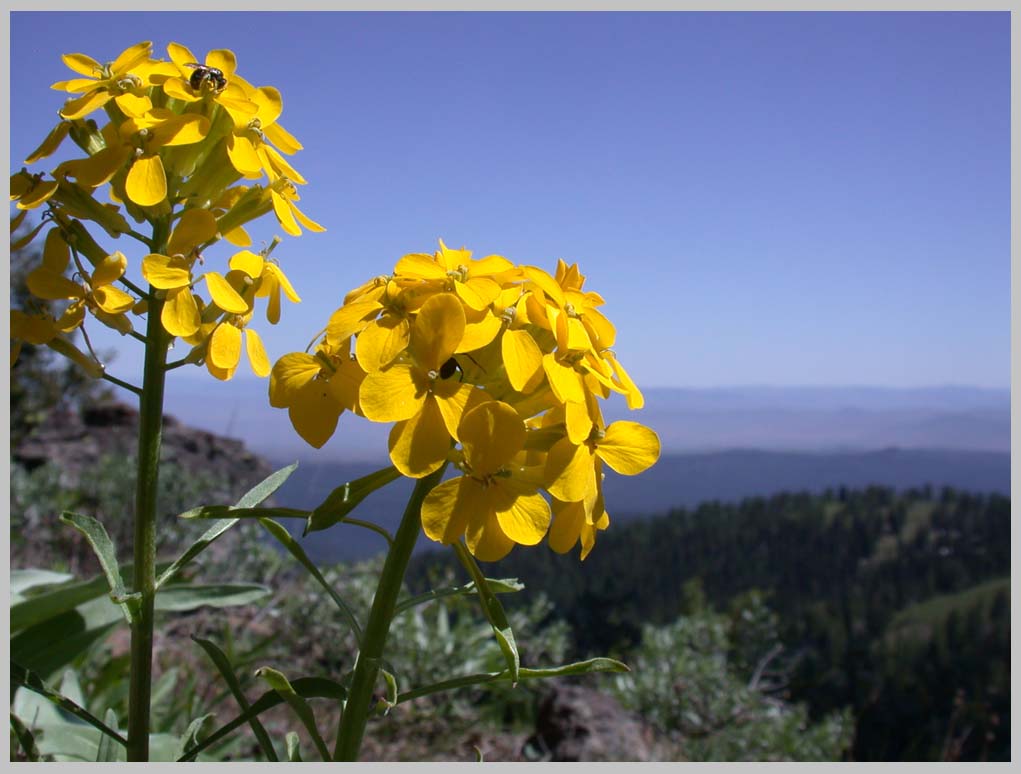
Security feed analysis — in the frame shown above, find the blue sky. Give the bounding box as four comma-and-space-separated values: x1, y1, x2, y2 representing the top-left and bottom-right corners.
9, 11, 1011, 392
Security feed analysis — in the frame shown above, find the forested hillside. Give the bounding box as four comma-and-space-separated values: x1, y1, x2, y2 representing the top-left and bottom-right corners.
408, 486, 1011, 761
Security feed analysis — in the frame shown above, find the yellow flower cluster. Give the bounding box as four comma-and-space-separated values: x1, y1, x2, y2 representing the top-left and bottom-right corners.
270, 241, 660, 561
10, 41, 318, 379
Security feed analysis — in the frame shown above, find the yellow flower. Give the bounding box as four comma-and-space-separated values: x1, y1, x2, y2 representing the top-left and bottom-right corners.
544, 420, 661, 504
51, 41, 171, 120
24, 228, 135, 334
162, 43, 259, 118
55, 110, 210, 207
205, 311, 270, 381
421, 400, 552, 562
359, 293, 488, 477
395, 239, 513, 311
266, 178, 325, 237
269, 337, 365, 448
227, 250, 301, 324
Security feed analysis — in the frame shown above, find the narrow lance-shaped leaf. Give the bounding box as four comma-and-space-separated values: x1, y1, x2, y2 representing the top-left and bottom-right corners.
304, 465, 402, 535
179, 505, 309, 520
257, 517, 363, 646
174, 714, 215, 763
394, 577, 525, 616
397, 657, 630, 705
177, 677, 347, 762
95, 709, 120, 762
191, 636, 278, 762
59, 512, 137, 622
10, 713, 42, 761
11, 661, 128, 747
255, 667, 331, 762
161, 463, 299, 588
10, 573, 111, 633
154, 583, 270, 612
453, 542, 520, 685
286, 732, 302, 762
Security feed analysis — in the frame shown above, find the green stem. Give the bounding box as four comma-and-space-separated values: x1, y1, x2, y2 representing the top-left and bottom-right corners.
332, 463, 447, 761
126, 217, 171, 762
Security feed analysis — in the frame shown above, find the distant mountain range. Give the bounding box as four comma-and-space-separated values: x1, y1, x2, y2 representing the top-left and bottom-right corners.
268, 447, 1010, 565
163, 380, 1010, 461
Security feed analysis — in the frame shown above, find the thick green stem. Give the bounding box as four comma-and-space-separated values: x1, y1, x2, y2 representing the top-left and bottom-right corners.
333, 464, 447, 761
126, 218, 171, 762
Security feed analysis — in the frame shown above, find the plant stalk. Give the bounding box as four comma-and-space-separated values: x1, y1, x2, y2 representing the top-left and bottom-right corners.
333, 463, 447, 761
126, 218, 171, 762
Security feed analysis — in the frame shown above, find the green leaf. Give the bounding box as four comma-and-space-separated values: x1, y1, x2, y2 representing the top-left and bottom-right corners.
255, 667, 331, 761
10, 712, 42, 761
10, 569, 73, 604
376, 668, 398, 716
191, 636, 279, 762
59, 512, 135, 623
177, 676, 347, 762
285, 732, 302, 762
10, 661, 128, 747
394, 577, 525, 615
397, 657, 630, 704
453, 542, 520, 685
175, 714, 215, 762
179, 505, 309, 520
154, 583, 270, 612
95, 709, 120, 761
257, 517, 363, 645
304, 465, 401, 535
158, 463, 300, 588
10, 573, 110, 633
11, 597, 124, 681
236, 461, 300, 508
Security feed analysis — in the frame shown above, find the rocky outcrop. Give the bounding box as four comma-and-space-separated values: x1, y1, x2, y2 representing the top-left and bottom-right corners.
13, 400, 273, 504
528, 683, 657, 761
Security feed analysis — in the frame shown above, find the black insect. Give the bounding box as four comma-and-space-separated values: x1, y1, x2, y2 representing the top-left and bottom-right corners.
184, 63, 227, 92
439, 357, 462, 381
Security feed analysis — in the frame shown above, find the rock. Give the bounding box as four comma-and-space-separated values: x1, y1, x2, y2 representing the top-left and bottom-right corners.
13, 399, 274, 506
529, 683, 655, 762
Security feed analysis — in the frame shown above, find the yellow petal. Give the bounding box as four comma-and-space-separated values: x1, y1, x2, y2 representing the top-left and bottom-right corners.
61, 52, 102, 77
26, 268, 82, 300
11, 310, 57, 345
564, 399, 593, 445
91, 252, 127, 287
59, 90, 112, 120
93, 285, 135, 314
221, 224, 252, 247
114, 92, 152, 118
459, 400, 525, 476
388, 397, 450, 478
25, 121, 71, 164
208, 323, 242, 370
288, 378, 342, 449
151, 114, 210, 147
229, 249, 264, 278
456, 312, 502, 353
542, 353, 586, 404
326, 298, 381, 345
269, 352, 322, 408
41, 227, 70, 272
501, 328, 545, 393
264, 122, 303, 155
290, 201, 326, 233
421, 477, 477, 546
162, 77, 202, 103
548, 498, 584, 554
493, 485, 550, 546
544, 437, 597, 503
126, 155, 167, 207
465, 510, 515, 563
520, 265, 566, 308
111, 41, 153, 75
168, 209, 218, 255
433, 381, 490, 440
167, 42, 198, 70
267, 263, 300, 302
15, 179, 59, 210
258, 144, 306, 185
326, 358, 365, 413
395, 252, 447, 280
226, 134, 263, 178
205, 49, 237, 78
244, 328, 271, 377
411, 292, 465, 372
606, 351, 644, 410
161, 288, 201, 337
205, 272, 249, 314
582, 307, 616, 349
142, 253, 192, 289
595, 421, 661, 475
355, 315, 410, 373
271, 190, 302, 236
358, 364, 427, 423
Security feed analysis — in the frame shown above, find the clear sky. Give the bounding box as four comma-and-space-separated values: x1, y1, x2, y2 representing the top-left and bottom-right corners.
9, 11, 1011, 390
